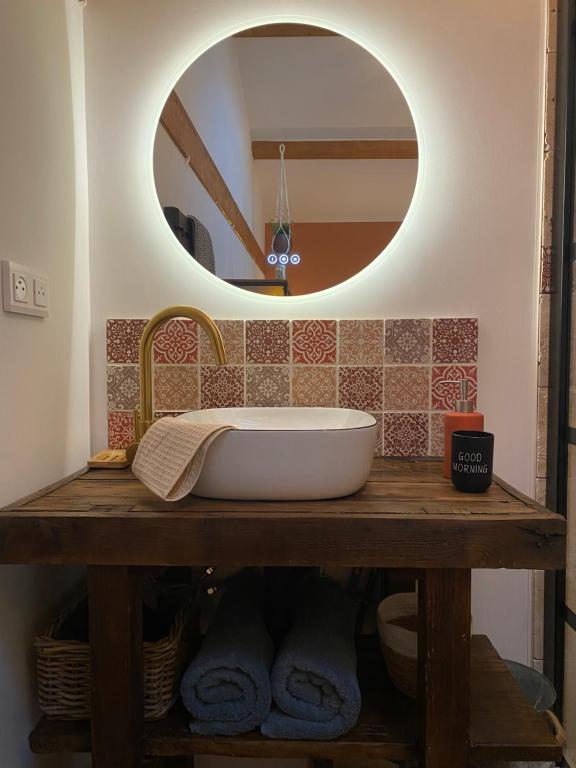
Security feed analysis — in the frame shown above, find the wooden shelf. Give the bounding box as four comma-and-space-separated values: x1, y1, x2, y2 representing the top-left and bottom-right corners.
29, 636, 562, 763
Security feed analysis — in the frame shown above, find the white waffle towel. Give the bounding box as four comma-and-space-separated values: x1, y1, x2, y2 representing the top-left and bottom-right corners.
132, 417, 235, 501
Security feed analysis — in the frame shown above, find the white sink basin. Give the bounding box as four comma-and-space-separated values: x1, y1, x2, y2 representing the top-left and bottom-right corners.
178, 407, 377, 500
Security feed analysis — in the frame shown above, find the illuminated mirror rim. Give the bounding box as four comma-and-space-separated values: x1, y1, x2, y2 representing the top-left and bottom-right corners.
149, 17, 423, 303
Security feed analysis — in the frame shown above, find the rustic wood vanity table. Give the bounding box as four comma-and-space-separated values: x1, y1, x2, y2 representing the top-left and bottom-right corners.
0, 458, 566, 768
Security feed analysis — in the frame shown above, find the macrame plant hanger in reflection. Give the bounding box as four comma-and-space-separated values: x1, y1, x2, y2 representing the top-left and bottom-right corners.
267, 143, 301, 279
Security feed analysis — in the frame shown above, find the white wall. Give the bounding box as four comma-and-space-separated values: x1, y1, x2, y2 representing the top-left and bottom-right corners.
154, 38, 264, 279
85, 0, 545, 664
254, 159, 418, 222
0, 1, 90, 765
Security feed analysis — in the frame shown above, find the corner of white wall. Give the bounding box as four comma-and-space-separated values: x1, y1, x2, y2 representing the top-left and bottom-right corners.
65, 0, 92, 470
0, 2, 91, 765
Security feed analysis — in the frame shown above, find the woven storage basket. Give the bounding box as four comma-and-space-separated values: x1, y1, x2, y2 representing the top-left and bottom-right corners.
35, 596, 191, 720
377, 592, 417, 699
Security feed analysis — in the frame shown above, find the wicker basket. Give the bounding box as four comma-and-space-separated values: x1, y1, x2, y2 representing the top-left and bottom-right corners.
377, 592, 418, 698
35, 595, 191, 720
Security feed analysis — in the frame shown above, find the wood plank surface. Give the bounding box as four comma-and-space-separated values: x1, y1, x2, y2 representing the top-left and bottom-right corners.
160, 91, 266, 272
252, 140, 418, 160
0, 459, 565, 569
418, 570, 471, 767
88, 566, 143, 768
29, 636, 562, 763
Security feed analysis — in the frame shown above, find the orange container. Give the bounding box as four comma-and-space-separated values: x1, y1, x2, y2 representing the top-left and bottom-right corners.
442, 379, 484, 479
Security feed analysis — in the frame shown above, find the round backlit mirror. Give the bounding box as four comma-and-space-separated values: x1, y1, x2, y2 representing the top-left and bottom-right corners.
154, 23, 418, 297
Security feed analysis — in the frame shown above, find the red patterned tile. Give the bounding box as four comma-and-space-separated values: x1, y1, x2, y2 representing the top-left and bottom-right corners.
153, 318, 198, 364
291, 367, 337, 407
200, 320, 245, 365
432, 365, 477, 411
430, 412, 445, 456
384, 366, 430, 411
291, 320, 336, 364
246, 320, 289, 364
154, 365, 199, 411
338, 320, 383, 365
106, 319, 147, 364
108, 411, 135, 449
382, 413, 429, 457
105, 315, 480, 465
200, 366, 245, 408
107, 365, 140, 411
384, 319, 431, 364
246, 366, 290, 407
432, 318, 478, 363
338, 367, 383, 411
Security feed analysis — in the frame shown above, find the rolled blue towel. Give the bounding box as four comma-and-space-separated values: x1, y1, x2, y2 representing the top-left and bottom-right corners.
261, 577, 361, 740
180, 573, 273, 735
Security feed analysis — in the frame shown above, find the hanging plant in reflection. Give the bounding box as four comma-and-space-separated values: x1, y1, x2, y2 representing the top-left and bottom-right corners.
267, 144, 301, 277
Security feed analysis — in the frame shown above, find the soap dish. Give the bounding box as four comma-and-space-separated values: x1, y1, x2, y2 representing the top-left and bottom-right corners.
87, 449, 129, 469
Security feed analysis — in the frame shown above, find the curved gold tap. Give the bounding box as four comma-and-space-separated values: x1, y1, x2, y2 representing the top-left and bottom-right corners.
128, 306, 227, 457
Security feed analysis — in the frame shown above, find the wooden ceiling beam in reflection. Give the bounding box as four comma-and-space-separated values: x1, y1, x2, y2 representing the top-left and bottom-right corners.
252, 140, 419, 161
160, 91, 267, 272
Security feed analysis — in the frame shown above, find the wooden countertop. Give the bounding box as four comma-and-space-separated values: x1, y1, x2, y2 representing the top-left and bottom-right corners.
0, 458, 565, 569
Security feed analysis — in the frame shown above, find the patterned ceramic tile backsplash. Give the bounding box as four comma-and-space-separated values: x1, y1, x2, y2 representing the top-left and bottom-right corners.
106, 317, 478, 456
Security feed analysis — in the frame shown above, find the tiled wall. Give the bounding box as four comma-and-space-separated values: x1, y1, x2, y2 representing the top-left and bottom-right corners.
106, 317, 478, 457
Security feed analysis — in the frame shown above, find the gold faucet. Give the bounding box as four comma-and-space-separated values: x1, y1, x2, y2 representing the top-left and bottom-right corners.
127, 306, 227, 461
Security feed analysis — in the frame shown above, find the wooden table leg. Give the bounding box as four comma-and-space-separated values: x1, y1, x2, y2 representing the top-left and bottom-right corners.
88, 566, 143, 768
418, 569, 471, 768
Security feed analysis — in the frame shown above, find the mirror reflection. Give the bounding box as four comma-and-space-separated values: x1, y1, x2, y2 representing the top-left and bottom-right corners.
154, 24, 418, 296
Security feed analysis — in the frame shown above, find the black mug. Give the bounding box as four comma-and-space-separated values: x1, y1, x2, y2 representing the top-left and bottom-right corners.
451, 431, 494, 493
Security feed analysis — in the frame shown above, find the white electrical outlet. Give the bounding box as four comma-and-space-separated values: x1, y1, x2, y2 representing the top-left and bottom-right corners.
13, 273, 29, 303
2, 260, 49, 317
33, 277, 49, 307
